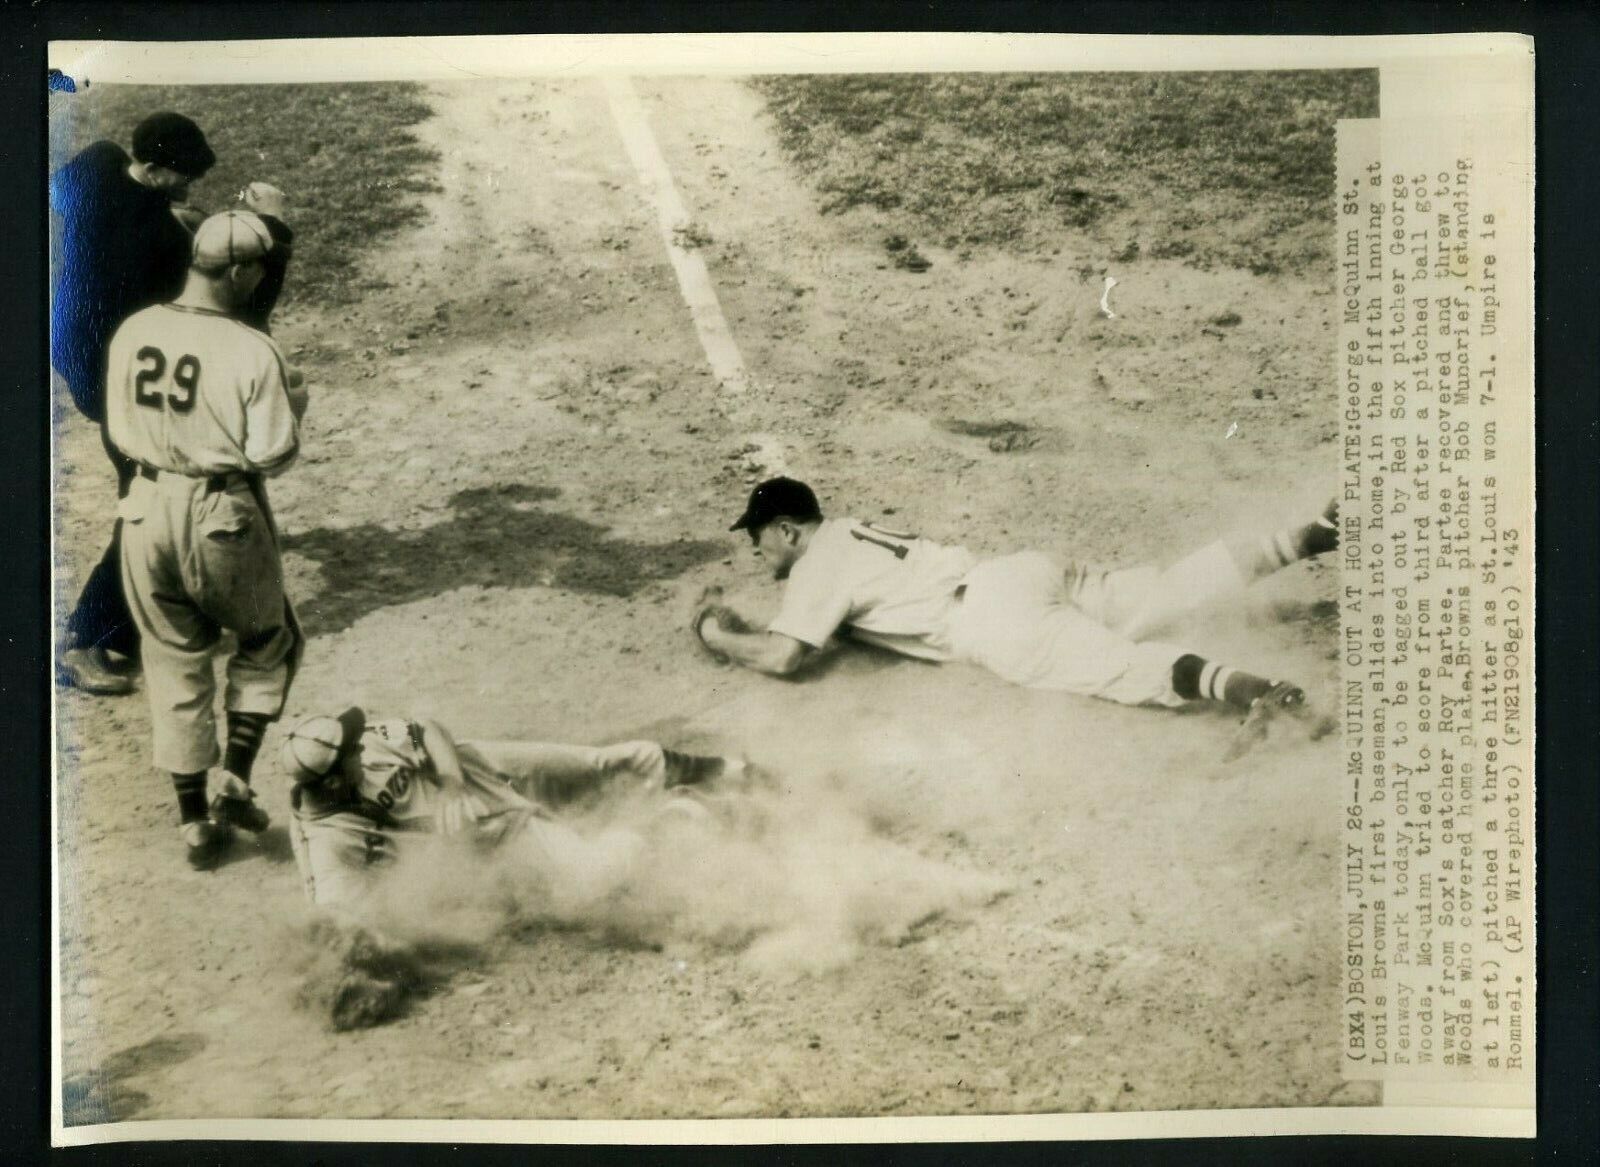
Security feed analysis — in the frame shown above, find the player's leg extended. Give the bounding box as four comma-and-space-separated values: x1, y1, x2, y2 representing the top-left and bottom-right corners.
460, 740, 626, 807
1098, 500, 1340, 642
951, 553, 1187, 706
469, 740, 677, 806
470, 739, 728, 807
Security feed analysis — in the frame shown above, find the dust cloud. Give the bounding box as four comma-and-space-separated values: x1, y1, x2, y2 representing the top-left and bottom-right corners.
292, 768, 1007, 1027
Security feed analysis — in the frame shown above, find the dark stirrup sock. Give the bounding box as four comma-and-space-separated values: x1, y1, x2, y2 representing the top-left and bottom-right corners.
173, 771, 209, 824
1235, 499, 1340, 580
223, 711, 272, 781
1172, 654, 1274, 710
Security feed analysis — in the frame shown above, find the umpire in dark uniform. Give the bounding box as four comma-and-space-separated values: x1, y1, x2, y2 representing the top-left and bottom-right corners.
52, 111, 215, 695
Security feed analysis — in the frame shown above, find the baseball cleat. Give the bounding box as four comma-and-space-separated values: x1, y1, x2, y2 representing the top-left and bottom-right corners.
209, 778, 270, 833
57, 646, 135, 696
1224, 682, 1318, 760
661, 749, 727, 791
181, 819, 235, 870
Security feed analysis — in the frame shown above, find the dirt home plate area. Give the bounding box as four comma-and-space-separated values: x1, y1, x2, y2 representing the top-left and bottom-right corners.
55, 77, 1374, 1121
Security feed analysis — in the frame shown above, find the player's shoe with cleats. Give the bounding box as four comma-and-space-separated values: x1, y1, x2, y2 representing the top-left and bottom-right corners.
181, 819, 235, 870
661, 750, 727, 791
209, 774, 270, 833
1224, 682, 1329, 760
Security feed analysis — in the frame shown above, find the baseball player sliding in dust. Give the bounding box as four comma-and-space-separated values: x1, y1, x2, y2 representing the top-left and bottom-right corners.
282, 708, 759, 1028
107, 210, 307, 869
694, 478, 1339, 754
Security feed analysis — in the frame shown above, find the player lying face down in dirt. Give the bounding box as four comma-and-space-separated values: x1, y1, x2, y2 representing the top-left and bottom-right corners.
693, 477, 1340, 756
280, 707, 764, 1028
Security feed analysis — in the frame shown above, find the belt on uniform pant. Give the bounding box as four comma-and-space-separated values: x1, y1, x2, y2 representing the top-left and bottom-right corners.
136, 463, 250, 495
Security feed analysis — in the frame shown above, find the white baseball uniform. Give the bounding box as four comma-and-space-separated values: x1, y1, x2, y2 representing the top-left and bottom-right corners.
289, 718, 679, 910
771, 518, 1253, 707
107, 303, 303, 772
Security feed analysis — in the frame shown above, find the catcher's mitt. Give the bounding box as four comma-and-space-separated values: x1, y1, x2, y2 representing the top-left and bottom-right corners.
690, 587, 752, 663
330, 971, 405, 1031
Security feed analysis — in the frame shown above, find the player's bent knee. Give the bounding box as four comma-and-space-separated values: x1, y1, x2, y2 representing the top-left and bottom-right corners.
239, 624, 284, 653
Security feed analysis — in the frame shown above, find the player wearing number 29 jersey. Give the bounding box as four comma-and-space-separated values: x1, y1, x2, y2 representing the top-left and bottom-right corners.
106, 303, 299, 477
107, 210, 309, 869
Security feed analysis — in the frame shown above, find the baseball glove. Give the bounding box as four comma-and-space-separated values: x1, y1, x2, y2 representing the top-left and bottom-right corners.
690, 587, 752, 663
330, 971, 405, 1031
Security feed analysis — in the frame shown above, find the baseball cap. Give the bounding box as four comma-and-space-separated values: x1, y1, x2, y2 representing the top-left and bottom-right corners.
131, 112, 216, 179
280, 707, 367, 784
730, 477, 822, 535
191, 210, 275, 270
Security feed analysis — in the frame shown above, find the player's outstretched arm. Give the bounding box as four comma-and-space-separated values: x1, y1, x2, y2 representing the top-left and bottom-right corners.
698, 615, 815, 677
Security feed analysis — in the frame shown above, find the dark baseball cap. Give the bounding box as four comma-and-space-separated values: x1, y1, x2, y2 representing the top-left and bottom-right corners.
730, 477, 822, 534
131, 112, 216, 179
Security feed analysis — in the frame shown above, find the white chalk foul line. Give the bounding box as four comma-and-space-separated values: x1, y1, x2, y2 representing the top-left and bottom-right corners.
602, 75, 787, 476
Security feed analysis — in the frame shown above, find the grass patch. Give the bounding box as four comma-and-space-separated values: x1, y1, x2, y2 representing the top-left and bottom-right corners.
753, 71, 1377, 277
53, 83, 440, 309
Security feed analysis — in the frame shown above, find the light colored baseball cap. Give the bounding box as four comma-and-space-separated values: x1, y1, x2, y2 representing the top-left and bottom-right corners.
191, 209, 274, 270
281, 715, 346, 783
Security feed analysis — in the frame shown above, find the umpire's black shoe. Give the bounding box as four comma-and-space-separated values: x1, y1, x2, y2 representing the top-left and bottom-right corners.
182, 820, 235, 871
209, 781, 270, 834
58, 646, 135, 697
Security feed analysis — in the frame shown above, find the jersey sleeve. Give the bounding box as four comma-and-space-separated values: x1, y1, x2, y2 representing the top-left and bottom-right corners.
768, 552, 855, 648
242, 334, 301, 475
367, 719, 429, 770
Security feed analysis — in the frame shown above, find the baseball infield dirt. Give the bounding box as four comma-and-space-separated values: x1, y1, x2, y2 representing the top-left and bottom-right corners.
55, 77, 1373, 1122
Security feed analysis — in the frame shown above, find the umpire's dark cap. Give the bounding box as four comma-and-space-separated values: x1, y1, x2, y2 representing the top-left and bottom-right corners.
131, 112, 216, 178
730, 477, 822, 535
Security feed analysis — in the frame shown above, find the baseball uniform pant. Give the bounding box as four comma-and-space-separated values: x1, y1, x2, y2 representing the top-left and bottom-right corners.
456, 739, 671, 809
119, 472, 302, 773
948, 539, 1250, 708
